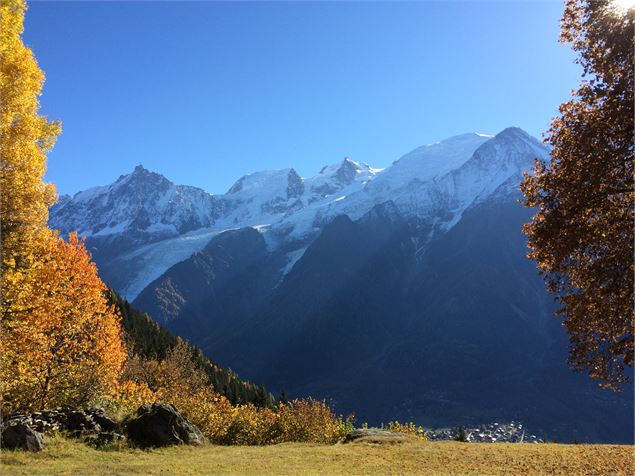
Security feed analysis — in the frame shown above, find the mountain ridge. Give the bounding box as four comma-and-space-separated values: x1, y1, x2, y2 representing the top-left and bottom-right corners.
50, 127, 549, 301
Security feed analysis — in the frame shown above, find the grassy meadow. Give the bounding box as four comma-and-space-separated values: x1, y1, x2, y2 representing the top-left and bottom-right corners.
1, 435, 633, 476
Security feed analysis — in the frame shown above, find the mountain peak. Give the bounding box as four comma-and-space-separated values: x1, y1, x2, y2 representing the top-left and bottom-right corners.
317, 157, 371, 182
438, 132, 493, 144
117, 166, 172, 192
128, 164, 165, 180
50, 126, 550, 301
484, 127, 547, 154
495, 127, 535, 142
335, 157, 360, 185
226, 168, 297, 196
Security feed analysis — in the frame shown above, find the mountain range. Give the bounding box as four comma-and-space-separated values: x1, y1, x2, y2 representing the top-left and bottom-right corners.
50, 127, 634, 443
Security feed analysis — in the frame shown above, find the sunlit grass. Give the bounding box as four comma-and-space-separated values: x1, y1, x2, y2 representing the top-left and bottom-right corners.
1, 435, 633, 475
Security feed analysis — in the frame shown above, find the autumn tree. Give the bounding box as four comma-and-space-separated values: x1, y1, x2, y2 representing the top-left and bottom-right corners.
0, 0, 59, 277
2, 233, 126, 410
0, 0, 126, 411
521, 0, 634, 388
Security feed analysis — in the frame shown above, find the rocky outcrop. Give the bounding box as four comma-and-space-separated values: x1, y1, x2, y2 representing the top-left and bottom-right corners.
126, 403, 207, 447
1, 407, 125, 450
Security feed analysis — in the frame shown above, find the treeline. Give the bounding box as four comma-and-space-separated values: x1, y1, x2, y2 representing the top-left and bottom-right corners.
111, 291, 275, 407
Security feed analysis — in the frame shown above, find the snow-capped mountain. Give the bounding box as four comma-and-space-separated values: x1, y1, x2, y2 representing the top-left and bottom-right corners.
49, 127, 549, 299
50, 165, 224, 240
265, 127, 547, 243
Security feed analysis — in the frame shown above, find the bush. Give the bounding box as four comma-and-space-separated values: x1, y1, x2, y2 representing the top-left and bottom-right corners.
388, 421, 427, 440
109, 380, 155, 417
275, 399, 353, 444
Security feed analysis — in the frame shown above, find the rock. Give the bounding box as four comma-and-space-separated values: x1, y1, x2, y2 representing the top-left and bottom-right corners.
126, 403, 207, 447
92, 414, 119, 432
31, 419, 56, 433
1, 408, 124, 443
1, 423, 44, 452
64, 411, 99, 431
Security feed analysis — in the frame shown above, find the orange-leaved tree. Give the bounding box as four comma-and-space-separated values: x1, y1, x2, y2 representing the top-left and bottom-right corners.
1, 0, 126, 411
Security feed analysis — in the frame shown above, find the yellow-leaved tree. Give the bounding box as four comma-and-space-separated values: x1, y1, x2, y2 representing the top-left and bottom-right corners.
0, 0, 58, 276
1, 0, 126, 412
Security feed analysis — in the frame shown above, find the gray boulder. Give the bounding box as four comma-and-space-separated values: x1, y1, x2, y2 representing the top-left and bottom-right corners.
1, 423, 44, 451
126, 403, 207, 447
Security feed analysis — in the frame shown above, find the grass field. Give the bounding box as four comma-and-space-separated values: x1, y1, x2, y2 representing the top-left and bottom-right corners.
1, 435, 633, 475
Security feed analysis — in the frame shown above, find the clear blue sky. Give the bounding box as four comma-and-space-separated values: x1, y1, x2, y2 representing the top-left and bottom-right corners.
25, 1, 581, 196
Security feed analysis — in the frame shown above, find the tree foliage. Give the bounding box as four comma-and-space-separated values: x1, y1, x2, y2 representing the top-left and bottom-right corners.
2, 233, 126, 411
521, 0, 634, 388
1, 0, 126, 412
0, 0, 59, 275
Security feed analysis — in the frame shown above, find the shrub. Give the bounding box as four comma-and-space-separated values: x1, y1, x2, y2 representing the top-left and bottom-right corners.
275, 399, 352, 444
388, 421, 427, 440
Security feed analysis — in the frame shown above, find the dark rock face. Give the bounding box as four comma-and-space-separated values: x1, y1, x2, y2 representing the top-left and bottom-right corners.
334, 158, 358, 185
311, 182, 339, 197
1, 423, 44, 452
227, 176, 245, 194
65, 410, 101, 432
286, 169, 305, 198
126, 403, 207, 447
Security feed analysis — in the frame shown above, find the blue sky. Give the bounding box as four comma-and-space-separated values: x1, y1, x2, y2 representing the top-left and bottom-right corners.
25, 1, 581, 196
